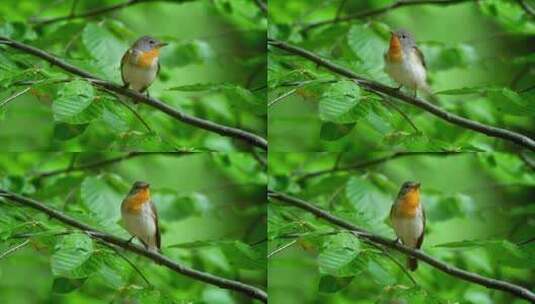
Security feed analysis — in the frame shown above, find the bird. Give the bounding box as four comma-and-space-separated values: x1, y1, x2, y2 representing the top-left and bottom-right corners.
384, 29, 431, 98
120, 36, 168, 96
121, 181, 161, 252
389, 181, 425, 271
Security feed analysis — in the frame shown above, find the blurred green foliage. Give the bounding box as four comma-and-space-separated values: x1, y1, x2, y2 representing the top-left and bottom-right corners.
0, 152, 267, 303
268, 151, 535, 304
268, 0, 534, 152
0, 0, 266, 151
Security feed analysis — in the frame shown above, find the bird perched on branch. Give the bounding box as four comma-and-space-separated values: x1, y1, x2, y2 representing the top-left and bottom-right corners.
384, 29, 432, 98
389, 181, 425, 271
121, 181, 161, 252
121, 36, 168, 97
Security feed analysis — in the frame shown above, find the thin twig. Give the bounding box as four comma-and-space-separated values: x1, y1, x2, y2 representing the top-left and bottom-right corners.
268, 39, 535, 151
268, 190, 535, 302
253, 0, 268, 15
267, 240, 297, 258
31, 0, 196, 26
268, 88, 297, 107
33, 152, 190, 179
0, 239, 30, 260
517, 0, 535, 17
519, 152, 535, 171
104, 242, 153, 287
0, 190, 267, 303
364, 239, 418, 287
297, 151, 469, 182
0, 37, 267, 150
0, 87, 31, 108
301, 0, 475, 32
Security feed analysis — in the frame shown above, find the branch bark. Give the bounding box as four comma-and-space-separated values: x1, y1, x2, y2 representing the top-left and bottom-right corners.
0, 190, 268, 303
31, 0, 196, 26
302, 0, 475, 32
268, 39, 535, 151
253, 0, 268, 15
268, 190, 535, 302
0, 37, 268, 150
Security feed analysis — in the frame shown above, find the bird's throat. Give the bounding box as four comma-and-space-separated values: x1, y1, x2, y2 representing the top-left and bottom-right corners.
124, 188, 151, 212
136, 49, 160, 68
397, 189, 420, 217
388, 36, 403, 62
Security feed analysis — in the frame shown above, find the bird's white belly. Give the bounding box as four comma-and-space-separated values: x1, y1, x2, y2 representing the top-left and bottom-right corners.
121, 203, 156, 245
122, 60, 158, 92
385, 53, 426, 90
391, 213, 424, 248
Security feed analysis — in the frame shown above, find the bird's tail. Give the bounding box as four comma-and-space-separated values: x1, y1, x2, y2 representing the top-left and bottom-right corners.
407, 257, 418, 271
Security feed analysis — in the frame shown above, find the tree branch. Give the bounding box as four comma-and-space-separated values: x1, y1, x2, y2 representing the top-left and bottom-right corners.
268, 190, 535, 302
297, 151, 471, 182
268, 39, 535, 151
31, 0, 196, 26
0, 190, 268, 303
253, 0, 268, 15
0, 37, 267, 150
33, 152, 191, 179
302, 0, 475, 32
517, 0, 535, 17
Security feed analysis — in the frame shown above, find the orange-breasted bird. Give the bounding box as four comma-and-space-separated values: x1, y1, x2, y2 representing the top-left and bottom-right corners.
121, 181, 161, 252
121, 36, 168, 95
389, 181, 425, 271
384, 29, 431, 97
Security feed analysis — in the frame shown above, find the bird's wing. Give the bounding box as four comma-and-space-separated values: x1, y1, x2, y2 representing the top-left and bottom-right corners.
120, 50, 129, 86
413, 46, 427, 69
150, 200, 161, 249
415, 206, 425, 250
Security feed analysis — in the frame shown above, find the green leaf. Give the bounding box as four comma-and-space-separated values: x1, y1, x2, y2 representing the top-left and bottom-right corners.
80, 175, 123, 224
345, 176, 391, 219
52, 80, 95, 122
318, 275, 353, 293
318, 233, 360, 276
156, 191, 210, 221
160, 40, 213, 68
347, 24, 385, 67
319, 80, 360, 122
220, 241, 266, 270
82, 23, 126, 80
320, 122, 355, 141
51, 233, 93, 277
53, 123, 88, 140
52, 277, 87, 294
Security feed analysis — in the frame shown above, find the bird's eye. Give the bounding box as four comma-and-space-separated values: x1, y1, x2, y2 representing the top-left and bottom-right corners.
150, 40, 155, 44
401, 35, 405, 39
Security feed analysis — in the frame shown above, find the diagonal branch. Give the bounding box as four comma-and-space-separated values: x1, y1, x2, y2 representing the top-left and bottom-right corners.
253, 0, 268, 15
302, 0, 475, 32
33, 152, 191, 179
268, 39, 535, 151
0, 37, 267, 150
268, 190, 535, 302
297, 151, 471, 182
31, 0, 196, 26
0, 190, 268, 303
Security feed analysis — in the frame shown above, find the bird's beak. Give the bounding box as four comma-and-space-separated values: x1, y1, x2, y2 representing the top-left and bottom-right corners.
157, 42, 168, 48
414, 182, 421, 189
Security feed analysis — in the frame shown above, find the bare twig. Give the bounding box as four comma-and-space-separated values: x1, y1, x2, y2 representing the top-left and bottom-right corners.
0, 37, 267, 150
268, 39, 535, 151
0, 239, 30, 260
268, 88, 298, 107
31, 0, 196, 26
297, 151, 469, 182
267, 239, 297, 258
302, 0, 475, 32
253, 0, 268, 15
0, 190, 267, 302
268, 190, 535, 302
519, 152, 535, 171
517, 0, 535, 17
33, 152, 191, 179
0, 87, 31, 109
